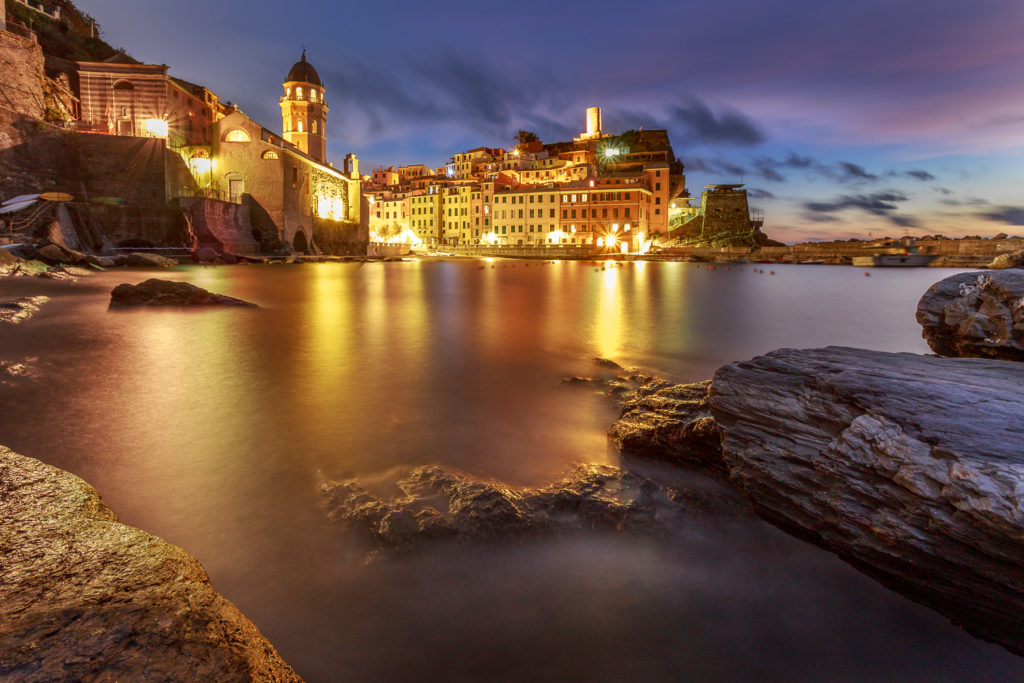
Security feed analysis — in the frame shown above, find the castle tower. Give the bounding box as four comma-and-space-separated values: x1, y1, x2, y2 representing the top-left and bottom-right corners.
281, 50, 328, 163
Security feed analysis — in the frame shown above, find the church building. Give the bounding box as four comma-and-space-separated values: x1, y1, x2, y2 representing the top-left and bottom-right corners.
204, 51, 364, 253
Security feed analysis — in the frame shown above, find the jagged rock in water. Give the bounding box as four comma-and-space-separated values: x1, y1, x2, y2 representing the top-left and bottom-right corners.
916, 270, 1024, 360
109, 279, 258, 308
0, 296, 49, 324
126, 252, 178, 268
988, 248, 1024, 269
710, 346, 1024, 655
319, 463, 742, 551
592, 357, 626, 372
0, 446, 302, 682
609, 379, 724, 475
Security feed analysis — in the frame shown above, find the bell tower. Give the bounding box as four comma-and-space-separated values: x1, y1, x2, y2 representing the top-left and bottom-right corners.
281, 50, 328, 163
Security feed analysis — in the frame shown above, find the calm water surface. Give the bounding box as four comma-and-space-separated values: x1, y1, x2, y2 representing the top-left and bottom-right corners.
1, 260, 1020, 681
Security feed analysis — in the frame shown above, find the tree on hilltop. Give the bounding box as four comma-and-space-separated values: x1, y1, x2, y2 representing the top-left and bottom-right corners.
516, 130, 539, 145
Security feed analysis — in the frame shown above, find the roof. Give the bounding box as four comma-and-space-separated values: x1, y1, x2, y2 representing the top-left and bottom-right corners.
103, 51, 142, 65
286, 51, 322, 87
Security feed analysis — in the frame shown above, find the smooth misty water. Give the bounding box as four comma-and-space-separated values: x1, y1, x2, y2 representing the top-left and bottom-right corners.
1, 260, 1021, 681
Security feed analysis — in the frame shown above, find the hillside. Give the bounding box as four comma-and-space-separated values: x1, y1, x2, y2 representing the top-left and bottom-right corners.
7, 0, 120, 61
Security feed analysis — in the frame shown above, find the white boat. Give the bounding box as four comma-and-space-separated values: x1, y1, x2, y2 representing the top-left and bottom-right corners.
1, 193, 40, 206
852, 254, 935, 267
0, 199, 38, 214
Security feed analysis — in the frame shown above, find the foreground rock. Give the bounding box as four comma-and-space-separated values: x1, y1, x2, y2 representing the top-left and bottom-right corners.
319, 463, 743, 552
608, 379, 724, 475
916, 270, 1024, 360
0, 446, 301, 682
0, 296, 49, 325
710, 346, 1024, 655
110, 279, 258, 308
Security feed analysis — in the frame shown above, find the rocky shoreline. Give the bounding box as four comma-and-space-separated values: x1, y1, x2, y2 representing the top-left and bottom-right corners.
3, 257, 1024, 671
0, 446, 301, 682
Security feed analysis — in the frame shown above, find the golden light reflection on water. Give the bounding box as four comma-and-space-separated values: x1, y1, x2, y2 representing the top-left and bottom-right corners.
595, 264, 623, 360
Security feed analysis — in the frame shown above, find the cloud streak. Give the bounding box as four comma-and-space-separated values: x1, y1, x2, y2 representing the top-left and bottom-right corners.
803, 191, 918, 226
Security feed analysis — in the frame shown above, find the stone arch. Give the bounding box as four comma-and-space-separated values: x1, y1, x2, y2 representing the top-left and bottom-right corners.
293, 230, 309, 254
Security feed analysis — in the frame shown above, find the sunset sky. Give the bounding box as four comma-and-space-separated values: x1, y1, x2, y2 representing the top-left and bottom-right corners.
81, 0, 1023, 241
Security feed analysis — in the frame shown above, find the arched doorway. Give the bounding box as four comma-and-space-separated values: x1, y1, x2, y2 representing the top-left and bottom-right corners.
293, 230, 308, 254
111, 80, 135, 135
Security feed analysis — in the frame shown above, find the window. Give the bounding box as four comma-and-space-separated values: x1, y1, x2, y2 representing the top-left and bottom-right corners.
296, 87, 303, 98
224, 129, 251, 142
311, 89, 317, 102
655, 183, 661, 191
549, 209, 555, 218
312, 120, 318, 134
297, 120, 303, 133
262, 150, 278, 160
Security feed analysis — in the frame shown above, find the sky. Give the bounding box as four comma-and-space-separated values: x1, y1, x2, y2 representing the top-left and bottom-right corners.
79, 0, 1023, 242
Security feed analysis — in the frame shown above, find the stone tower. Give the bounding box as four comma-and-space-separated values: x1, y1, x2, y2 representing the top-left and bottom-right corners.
281, 50, 328, 163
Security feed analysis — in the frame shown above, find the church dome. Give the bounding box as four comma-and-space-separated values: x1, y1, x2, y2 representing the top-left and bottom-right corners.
286, 51, 322, 87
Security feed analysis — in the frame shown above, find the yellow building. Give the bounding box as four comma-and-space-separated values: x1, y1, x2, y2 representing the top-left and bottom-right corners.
280, 51, 328, 163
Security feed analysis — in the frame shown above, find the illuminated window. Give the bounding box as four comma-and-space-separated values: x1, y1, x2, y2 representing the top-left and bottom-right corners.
286, 87, 291, 97
224, 129, 251, 142
297, 120, 303, 132
312, 120, 317, 134
310, 89, 317, 102
296, 87, 303, 98
262, 150, 278, 160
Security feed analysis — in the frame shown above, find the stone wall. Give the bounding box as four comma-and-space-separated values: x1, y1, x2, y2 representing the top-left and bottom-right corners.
0, 30, 44, 120
312, 218, 367, 256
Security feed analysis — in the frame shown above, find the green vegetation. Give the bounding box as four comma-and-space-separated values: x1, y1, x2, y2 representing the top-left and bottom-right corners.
9, 0, 119, 62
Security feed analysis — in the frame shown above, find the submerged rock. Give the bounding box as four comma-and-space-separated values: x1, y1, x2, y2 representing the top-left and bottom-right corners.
609, 379, 724, 475
0, 446, 301, 682
710, 346, 1024, 655
109, 279, 258, 308
319, 463, 742, 552
916, 270, 1024, 360
126, 252, 178, 268
0, 296, 49, 325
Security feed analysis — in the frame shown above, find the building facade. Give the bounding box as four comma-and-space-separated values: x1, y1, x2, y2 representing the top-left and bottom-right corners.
362, 106, 688, 252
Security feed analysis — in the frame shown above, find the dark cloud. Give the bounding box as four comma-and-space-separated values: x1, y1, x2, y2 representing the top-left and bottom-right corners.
983, 206, 1024, 226
684, 156, 747, 178
803, 191, 916, 226
904, 169, 936, 181
666, 98, 764, 146
933, 187, 954, 195
837, 162, 878, 182
604, 98, 765, 148
747, 188, 776, 199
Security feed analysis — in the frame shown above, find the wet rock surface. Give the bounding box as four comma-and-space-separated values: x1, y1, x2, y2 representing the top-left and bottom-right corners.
710, 346, 1024, 655
110, 278, 258, 308
0, 446, 302, 682
916, 270, 1024, 360
126, 252, 178, 268
319, 463, 744, 552
609, 379, 724, 475
0, 296, 49, 325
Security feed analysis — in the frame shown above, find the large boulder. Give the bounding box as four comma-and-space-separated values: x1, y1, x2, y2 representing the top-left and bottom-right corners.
0, 446, 301, 681
988, 248, 1024, 269
110, 279, 258, 308
710, 346, 1024, 655
916, 270, 1024, 360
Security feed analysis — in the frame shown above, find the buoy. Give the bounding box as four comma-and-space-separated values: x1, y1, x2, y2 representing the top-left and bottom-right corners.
864, 272, 871, 277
